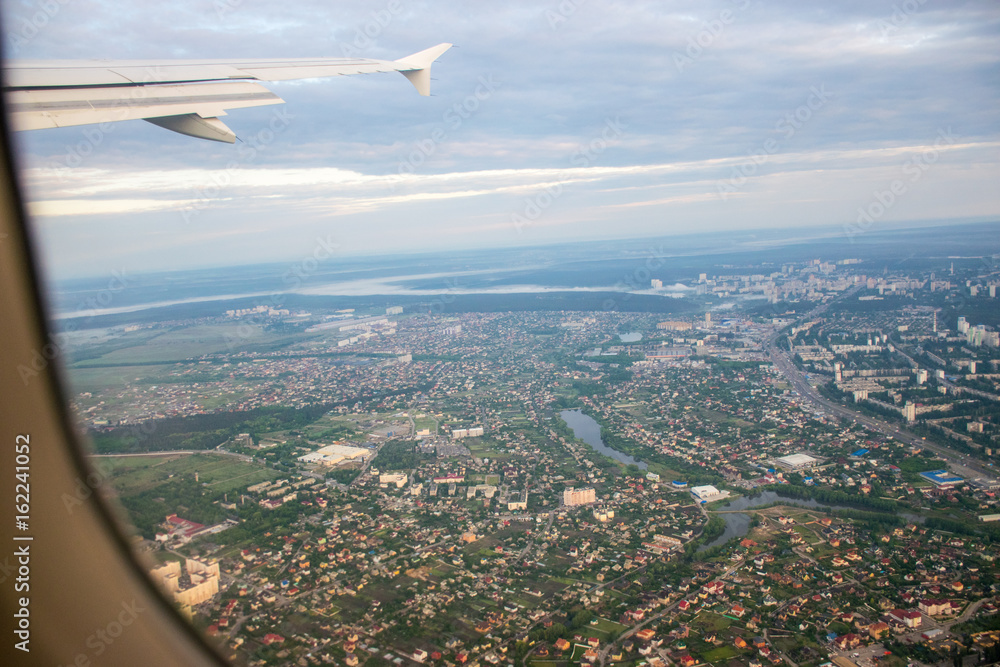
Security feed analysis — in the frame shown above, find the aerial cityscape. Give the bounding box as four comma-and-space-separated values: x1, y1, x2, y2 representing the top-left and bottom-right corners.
48, 222, 1000, 667
4, 1, 997, 665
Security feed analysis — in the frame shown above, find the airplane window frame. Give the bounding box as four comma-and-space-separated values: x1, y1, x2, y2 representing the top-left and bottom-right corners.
0, 37, 232, 667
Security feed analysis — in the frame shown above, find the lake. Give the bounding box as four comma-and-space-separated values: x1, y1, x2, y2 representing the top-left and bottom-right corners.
558, 409, 648, 470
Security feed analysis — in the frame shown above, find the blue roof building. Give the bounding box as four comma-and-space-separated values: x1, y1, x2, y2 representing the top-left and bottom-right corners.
919, 469, 964, 487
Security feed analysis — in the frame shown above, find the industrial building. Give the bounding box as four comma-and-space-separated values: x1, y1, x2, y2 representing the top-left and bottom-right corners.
919, 469, 964, 488
297, 443, 370, 466
775, 453, 819, 470
690, 485, 724, 502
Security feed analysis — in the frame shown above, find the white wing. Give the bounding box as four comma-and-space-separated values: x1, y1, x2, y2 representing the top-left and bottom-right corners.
2, 43, 452, 143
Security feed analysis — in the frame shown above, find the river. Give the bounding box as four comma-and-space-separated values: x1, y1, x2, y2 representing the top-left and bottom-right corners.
698, 490, 922, 551
558, 409, 648, 470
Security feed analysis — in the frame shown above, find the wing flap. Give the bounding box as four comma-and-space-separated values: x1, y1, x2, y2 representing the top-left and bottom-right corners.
6, 81, 282, 130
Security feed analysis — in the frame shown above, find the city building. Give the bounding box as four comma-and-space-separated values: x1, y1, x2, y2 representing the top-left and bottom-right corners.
149, 558, 220, 610
563, 487, 597, 506
379, 473, 408, 488
507, 490, 529, 511
656, 321, 693, 331
593, 507, 615, 522
888, 609, 922, 628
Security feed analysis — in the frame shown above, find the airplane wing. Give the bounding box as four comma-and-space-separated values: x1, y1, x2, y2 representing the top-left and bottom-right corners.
1, 43, 452, 143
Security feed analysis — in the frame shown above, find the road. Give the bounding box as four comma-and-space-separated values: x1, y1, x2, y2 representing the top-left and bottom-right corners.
351, 439, 389, 487
948, 597, 987, 626
763, 299, 995, 482
596, 561, 744, 667
514, 505, 555, 565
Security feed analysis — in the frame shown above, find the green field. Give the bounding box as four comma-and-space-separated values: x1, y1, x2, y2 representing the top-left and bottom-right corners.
92, 452, 279, 495
592, 617, 628, 635
414, 417, 438, 432
691, 611, 734, 633
67, 364, 179, 394
701, 645, 738, 663
72, 323, 294, 367
467, 440, 511, 460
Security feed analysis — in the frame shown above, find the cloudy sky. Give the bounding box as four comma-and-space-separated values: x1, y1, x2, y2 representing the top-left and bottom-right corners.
5, 0, 999, 279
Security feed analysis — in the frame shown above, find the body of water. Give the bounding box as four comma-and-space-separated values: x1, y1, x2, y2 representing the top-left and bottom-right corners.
558, 409, 648, 470
618, 332, 642, 342
699, 490, 921, 551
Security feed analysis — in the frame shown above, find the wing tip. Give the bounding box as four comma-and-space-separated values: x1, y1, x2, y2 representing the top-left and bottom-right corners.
396, 43, 453, 96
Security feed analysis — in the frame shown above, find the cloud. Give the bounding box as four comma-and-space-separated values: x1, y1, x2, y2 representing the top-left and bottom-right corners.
4, 0, 999, 277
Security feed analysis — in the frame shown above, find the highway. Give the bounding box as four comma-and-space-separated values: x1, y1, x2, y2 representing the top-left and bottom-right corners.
763, 293, 995, 482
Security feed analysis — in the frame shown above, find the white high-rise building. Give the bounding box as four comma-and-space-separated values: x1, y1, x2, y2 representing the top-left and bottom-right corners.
563, 487, 596, 506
